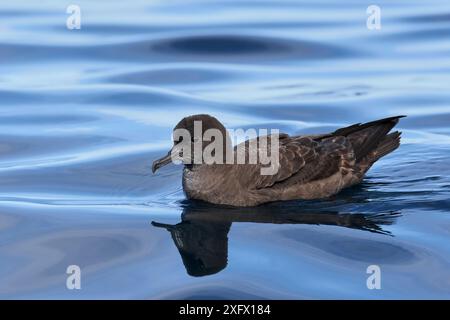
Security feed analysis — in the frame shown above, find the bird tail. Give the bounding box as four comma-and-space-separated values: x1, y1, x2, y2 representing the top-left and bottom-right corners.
370, 131, 401, 161
331, 115, 405, 161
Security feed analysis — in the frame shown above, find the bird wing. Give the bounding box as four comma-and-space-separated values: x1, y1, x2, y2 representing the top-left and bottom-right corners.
278, 135, 356, 187
233, 133, 354, 190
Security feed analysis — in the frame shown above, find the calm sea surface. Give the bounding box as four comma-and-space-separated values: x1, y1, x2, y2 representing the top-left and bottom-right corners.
0, 0, 450, 299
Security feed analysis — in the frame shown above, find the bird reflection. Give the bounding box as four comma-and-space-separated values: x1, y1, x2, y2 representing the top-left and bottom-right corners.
152, 200, 400, 277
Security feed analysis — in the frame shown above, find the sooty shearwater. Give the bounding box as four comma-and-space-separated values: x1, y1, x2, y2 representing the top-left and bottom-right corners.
152, 114, 405, 206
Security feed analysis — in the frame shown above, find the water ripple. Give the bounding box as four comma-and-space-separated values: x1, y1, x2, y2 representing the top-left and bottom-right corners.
0, 0, 450, 299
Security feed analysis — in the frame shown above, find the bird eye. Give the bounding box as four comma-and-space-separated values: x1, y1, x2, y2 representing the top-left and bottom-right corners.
174, 136, 183, 144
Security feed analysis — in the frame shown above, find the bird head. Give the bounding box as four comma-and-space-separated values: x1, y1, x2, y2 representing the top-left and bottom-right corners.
152, 114, 231, 173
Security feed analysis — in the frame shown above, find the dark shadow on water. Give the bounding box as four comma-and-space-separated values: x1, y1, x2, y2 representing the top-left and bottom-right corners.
152, 200, 401, 277
154, 35, 275, 55
150, 34, 354, 60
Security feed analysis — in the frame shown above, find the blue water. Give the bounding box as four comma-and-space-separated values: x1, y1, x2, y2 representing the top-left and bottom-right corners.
1, 0, 450, 299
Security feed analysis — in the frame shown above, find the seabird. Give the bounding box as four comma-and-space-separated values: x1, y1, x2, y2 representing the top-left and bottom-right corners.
152, 114, 405, 207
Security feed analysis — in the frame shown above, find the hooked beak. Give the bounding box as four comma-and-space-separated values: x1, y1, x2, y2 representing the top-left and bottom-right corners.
152, 151, 172, 173
152, 143, 188, 173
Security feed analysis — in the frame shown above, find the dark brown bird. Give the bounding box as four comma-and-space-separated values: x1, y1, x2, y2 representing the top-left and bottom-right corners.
152, 114, 405, 207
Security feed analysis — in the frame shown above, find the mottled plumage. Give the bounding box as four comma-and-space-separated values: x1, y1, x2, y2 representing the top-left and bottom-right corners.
152, 114, 404, 206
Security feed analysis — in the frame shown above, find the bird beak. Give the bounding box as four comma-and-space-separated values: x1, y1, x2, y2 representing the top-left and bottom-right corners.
152, 151, 172, 173
151, 221, 176, 231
